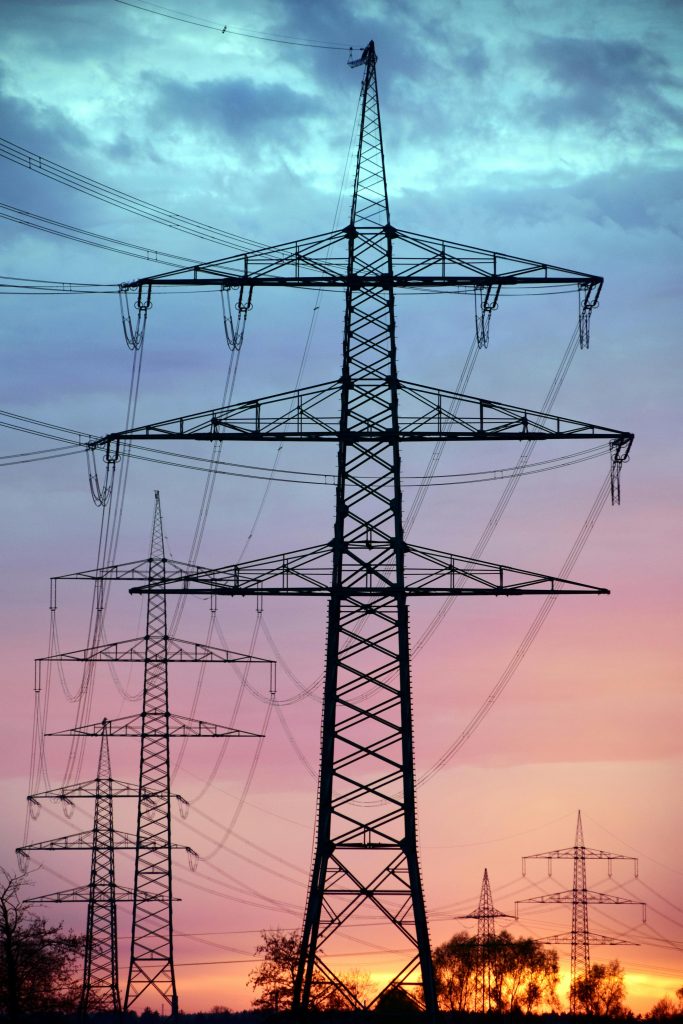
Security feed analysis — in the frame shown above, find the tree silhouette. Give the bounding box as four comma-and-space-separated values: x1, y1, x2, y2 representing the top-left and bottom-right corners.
0, 867, 83, 1016
433, 929, 560, 1012
571, 959, 628, 1016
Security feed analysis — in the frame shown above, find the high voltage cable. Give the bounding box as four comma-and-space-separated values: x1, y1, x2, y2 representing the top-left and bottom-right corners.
113, 0, 361, 52
417, 471, 613, 788
0, 275, 116, 295
0, 136, 262, 251
0, 201, 194, 265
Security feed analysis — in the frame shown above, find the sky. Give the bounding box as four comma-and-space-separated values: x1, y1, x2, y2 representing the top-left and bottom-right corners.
0, 0, 681, 1014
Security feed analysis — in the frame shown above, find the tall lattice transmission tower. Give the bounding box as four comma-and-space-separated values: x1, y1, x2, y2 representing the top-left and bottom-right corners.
25, 720, 135, 1016
518, 811, 645, 1011
24, 493, 270, 1017
90, 43, 633, 1013
461, 868, 513, 1012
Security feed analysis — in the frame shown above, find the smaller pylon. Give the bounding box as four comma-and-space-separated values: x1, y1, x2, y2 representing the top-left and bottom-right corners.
80, 722, 120, 1016
518, 811, 645, 1013
23, 720, 135, 1017
461, 868, 513, 1012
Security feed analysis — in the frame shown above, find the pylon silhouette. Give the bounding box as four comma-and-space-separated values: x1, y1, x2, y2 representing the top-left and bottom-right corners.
22, 720, 139, 1016
461, 868, 513, 1011
90, 41, 633, 1016
518, 811, 645, 1011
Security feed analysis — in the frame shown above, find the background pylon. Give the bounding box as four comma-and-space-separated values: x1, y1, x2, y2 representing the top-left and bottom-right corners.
461, 868, 513, 1012
24, 720, 131, 1017
519, 811, 645, 1012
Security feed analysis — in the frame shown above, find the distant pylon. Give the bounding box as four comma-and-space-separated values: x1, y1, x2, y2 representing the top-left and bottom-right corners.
81, 723, 120, 1016
125, 492, 179, 1014
518, 811, 645, 1012
461, 868, 512, 1012
21, 719, 140, 1017
45, 491, 269, 1018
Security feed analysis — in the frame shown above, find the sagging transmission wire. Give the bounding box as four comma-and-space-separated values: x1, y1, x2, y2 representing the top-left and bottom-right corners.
234, 90, 363, 565
0, 201, 194, 265
113, 0, 361, 52
417, 469, 613, 789
0, 136, 262, 252
254, 321, 595, 791
413, 322, 582, 659
0, 275, 117, 295
25, 329, 147, 848
167, 312, 252, 783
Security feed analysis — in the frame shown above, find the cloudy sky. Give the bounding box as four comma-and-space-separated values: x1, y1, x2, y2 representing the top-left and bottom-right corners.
1, 0, 681, 1013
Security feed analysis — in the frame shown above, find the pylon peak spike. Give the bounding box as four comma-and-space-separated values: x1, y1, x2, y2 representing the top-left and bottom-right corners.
576, 809, 585, 847
96, 725, 111, 780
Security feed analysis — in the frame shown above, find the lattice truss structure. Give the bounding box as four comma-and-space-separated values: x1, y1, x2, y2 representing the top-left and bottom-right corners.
20, 494, 269, 1017
89, 42, 634, 1014
461, 869, 513, 1013
518, 811, 644, 1013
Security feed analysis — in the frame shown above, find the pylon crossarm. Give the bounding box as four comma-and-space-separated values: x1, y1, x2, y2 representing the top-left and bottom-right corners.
18, 828, 136, 852
29, 778, 139, 800
90, 377, 632, 455
131, 540, 608, 597
520, 889, 643, 905
93, 380, 342, 453
523, 848, 637, 863
121, 228, 349, 288
397, 380, 633, 447
48, 713, 262, 738
393, 228, 602, 288
539, 931, 636, 947
37, 635, 274, 665
53, 556, 204, 584
26, 883, 137, 903
119, 226, 600, 293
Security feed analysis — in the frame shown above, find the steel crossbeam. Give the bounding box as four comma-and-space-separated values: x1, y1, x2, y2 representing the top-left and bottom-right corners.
119, 225, 601, 292
130, 541, 609, 598
93, 377, 632, 453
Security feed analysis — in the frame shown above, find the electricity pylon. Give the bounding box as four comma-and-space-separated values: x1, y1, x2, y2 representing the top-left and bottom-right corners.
25, 720, 136, 1017
43, 492, 271, 1017
461, 868, 513, 1012
518, 811, 645, 1011
91, 42, 633, 1014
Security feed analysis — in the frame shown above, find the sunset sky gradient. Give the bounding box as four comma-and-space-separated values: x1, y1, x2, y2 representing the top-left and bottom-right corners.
0, 0, 681, 1014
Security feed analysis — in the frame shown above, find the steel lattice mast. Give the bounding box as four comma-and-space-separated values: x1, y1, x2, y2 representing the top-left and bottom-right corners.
23, 720, 134, 1017
294, 40, 435, 1011
36, 492, 268, 1018
461, 868, 512, 1012
124, 491, 179, 1013
88, 42, 635, 1014
518, 811, 645, 1012
81, 725, 120, 1016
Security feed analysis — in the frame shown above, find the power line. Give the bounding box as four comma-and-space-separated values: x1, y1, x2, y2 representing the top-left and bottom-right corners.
0, 136, 261, 251
0, 201, 194, 265
113, 0, 361, 52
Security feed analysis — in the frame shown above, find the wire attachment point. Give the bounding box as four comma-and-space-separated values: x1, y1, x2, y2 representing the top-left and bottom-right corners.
221, 285, 252, 350
578, 281, 602, 350
119, 284, 152, 350
475, 283, 500, 349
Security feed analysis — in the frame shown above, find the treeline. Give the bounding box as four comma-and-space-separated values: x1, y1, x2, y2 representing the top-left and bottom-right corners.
2, 870, 682, 1019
